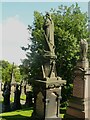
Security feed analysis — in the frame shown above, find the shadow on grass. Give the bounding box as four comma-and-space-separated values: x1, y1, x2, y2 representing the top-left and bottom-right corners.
60, 108, 66, 114
0, 107, 33, 120
23, 107, 33, 110
0, 114, 31, 120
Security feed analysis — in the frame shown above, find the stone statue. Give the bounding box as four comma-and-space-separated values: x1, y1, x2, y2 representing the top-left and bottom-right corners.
44, 12, 55, 56
41, 12, 57, 79
80, 39, 88, 60
31, 11, 66, 120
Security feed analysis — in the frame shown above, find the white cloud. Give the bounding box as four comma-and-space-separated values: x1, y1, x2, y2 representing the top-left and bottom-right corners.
1, 15, 30, 65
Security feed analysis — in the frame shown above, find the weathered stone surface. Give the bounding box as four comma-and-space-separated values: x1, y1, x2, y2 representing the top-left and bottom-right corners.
65, 40, 90, 119
66, 107, 85, 118
80, 39, 88, 61
32, 78, 65, 119
73, 76, 84, 98
36, 92, 44, 117
31, 12, 66, 120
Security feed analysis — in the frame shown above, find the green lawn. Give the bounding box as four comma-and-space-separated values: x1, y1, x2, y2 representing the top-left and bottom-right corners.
60, 107, 66, 118
0, 107, 33, 120
0, 106, 66, 120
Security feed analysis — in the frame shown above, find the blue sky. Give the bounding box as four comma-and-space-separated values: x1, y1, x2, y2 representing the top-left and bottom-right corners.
1, 2, 88, 25
0, 2, 89, 65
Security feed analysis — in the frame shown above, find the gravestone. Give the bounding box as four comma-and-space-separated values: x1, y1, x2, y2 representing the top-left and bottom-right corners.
66, 39, 90, 119
24, 84, 33, 107
12, 83, 22, 110
2, 83, 11, 112
31, 12, 66, 120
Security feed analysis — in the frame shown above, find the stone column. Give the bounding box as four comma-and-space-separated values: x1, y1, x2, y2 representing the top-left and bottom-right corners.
66, 39, 90, 119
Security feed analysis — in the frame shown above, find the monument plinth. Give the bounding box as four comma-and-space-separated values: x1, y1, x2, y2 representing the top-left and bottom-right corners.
66, 39, 90, 119
31, 12, 66, 120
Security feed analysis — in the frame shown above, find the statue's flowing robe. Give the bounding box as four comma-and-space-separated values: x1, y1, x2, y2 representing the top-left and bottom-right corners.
45, 17, 54, 54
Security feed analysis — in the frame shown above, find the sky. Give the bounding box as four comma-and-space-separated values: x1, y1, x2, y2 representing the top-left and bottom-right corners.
0, 1, 89, 65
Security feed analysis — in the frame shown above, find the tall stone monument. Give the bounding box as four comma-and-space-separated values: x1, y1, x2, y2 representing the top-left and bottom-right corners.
31, 12, 66, 120
66, 39, 90, 119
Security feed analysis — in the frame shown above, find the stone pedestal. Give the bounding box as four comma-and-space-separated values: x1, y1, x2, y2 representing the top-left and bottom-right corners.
66, 59, 90, 119
31, 77, 66, 120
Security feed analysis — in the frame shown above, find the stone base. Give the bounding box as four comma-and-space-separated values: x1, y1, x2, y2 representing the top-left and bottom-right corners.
30, 116, 61, 120
66, 107, 85, 118
65, 97, 89, 119
31, 77, 66, 120
65, 114, 87, 120
65, 59, 90, 119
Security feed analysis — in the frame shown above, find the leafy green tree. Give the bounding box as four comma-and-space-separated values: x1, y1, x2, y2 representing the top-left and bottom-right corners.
13, 66, 22, 82
0, 60, 12, 82
87, 37, 90, 64
22, 3, 89, 84
0, 60, 22, 83
21, 3, 89, 106
19, 59, 30, 83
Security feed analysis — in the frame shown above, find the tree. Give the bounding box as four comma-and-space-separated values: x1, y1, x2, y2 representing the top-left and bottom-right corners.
0, 60, 22, 83
87, 37, 90, 64
21, 3, 89, 106
19, 59, 30, 83
22, 3, 89, 83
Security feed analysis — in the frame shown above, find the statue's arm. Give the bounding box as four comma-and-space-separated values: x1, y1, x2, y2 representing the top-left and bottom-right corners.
45, 19, 50, 27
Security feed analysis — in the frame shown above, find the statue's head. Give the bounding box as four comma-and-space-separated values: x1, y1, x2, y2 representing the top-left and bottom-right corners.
81, 39, 86, 42
46, 12, 50, 16
46, 12, 51, 18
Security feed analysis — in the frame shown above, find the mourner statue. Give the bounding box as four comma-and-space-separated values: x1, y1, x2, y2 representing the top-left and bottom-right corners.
44, 12, 55, 56
80, 39, 88, 60
42, 12, 56, 78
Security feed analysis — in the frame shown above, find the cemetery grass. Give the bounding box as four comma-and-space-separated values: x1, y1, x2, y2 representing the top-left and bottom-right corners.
0, 107, 33, 120
0, 106, 66, 120
60, 107, 66, 118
